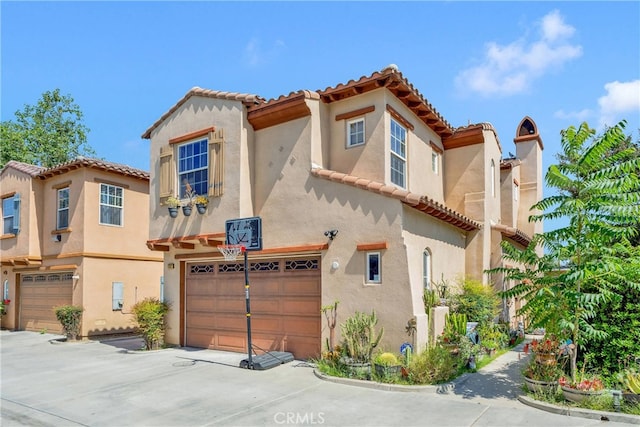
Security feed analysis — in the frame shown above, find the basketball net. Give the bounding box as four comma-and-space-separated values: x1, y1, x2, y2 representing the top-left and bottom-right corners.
217, 244, 245, 261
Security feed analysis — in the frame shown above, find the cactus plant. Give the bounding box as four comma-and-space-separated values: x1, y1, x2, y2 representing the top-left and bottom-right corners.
341, 310, 384, 363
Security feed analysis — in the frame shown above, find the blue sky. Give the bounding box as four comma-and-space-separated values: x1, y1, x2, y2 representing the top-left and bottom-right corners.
3, 2, 639, 199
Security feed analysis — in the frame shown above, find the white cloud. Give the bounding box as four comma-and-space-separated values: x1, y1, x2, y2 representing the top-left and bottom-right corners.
541, 9, 575, 42
553, 108, 593, 122
456, 10, 582, 97
243, 37, 286, 67
597, 80, 640, 127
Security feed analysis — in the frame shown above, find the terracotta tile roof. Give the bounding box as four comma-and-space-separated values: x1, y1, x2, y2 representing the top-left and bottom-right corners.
144, 65, 458, 139
311, 167, 479, 232
141, 87, 263, 139
445, 122, 502, 152
317, 65, 455, 138
1, 160, 46, 177
37, 156, 149, 180
491, 223, 532, 247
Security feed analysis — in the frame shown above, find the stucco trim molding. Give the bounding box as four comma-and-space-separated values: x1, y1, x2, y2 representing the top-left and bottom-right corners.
356, 242, 388, 251
335, 105, 375, 122
169, 126, 216, 145
386, 104, 414, 131
174, 243, 329, 260
311, 167, 479, 232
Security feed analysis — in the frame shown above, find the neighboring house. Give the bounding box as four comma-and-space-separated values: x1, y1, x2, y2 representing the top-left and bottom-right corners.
142, 65, 543, 359
0, 157, 164, 336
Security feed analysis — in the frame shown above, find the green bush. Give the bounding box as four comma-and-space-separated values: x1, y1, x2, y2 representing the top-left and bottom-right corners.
132, 298, 170, 350
451, 278, 500, 325
408, 345, 457, 384
54, 305, 84, 340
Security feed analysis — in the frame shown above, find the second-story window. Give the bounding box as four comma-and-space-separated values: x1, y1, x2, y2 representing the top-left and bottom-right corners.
431, 152, 439, 174
347, 118, 365, 147
178, 139, 209, 198
2, 196, 16, 235
390, 119, 406, 188
100, 184, 123, 226
57, 188, 69, 229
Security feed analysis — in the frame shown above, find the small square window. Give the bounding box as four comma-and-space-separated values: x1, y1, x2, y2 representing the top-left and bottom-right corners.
347, 118, 365, 147
366, 252, 381, 284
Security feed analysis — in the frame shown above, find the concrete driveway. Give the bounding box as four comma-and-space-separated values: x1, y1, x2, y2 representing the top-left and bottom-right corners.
0, 331, 631, 426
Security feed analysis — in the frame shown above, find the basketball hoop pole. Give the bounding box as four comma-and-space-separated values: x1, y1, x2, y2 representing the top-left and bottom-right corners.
243, 247, 253, 369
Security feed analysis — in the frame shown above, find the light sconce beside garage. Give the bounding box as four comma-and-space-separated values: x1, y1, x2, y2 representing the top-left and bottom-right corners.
324, 229, 338, 241
168, 263, 175, 270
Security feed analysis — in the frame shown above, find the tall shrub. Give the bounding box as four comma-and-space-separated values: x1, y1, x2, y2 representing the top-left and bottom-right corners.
54, 305, 84, 340
132, 298, 170, 350
491, 121, 640, 381
451, 278, 500, 325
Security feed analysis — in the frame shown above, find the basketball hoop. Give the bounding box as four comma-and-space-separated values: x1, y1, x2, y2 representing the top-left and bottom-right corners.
217, 244, 245, 261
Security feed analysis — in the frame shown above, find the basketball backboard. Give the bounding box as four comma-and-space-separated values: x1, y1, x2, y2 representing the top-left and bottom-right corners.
225, 217, 262, 251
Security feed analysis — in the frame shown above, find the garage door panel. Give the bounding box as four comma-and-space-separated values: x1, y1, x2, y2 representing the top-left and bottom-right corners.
251, 316, 282, 333
185, 330, 215, 349
283, 317, 320, 336
20, 278, 73, 334
215, 298, 246, 312
186, 312, 216, 329
217, 333, 246, 352
282, 278, 320, 294
186, 257, 321, 359
251, 299, 280, 313
250, 281, 280, 296
186, 297, 216, 312
215, 315, 246, 331
282, 299, 320, 315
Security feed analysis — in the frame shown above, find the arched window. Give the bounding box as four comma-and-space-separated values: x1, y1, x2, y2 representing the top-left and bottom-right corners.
423, 249, 432, 290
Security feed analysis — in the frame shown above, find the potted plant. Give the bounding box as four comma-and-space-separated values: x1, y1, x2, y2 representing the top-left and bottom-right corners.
373, 352, 402, 378
439, 312, 467, 355
530, 335, 560, 366
166, 196, 180, 218
340, 310, 384, 378
616, 368, 640, 404
559, 373, 605, 403
194, 195, 208, 214
522, 356, 562, 393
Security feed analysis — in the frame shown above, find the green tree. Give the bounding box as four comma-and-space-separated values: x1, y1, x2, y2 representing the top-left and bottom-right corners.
490, 121, 640, 381
0, 89, 94, 169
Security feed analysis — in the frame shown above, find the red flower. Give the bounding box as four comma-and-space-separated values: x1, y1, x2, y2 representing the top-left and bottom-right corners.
2, 299, 10, 305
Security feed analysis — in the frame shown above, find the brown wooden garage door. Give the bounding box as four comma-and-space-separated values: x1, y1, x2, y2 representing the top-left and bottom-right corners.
186, 257, 321, 360
20, 273, 73, 334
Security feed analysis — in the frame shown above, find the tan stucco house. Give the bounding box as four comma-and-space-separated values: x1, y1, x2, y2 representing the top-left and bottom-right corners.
143, 65, 543, 360
0, 157, 164, 337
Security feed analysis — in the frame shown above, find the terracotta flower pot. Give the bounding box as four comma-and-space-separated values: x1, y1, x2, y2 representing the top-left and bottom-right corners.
560, 385, 604, 403
524, 376, 558, 393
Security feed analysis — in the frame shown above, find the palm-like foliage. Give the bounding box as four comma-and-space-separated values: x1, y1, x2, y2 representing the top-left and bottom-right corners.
489, 121, 640, 380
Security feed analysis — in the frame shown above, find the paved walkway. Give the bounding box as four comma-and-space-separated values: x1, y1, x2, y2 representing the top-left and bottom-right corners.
1, 331, 638, 426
